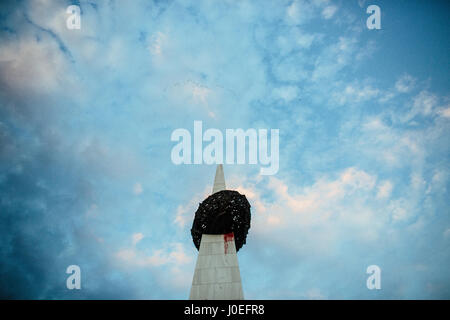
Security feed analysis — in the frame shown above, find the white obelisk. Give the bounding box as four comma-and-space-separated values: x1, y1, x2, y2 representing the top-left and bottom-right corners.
189, 165, 244, 300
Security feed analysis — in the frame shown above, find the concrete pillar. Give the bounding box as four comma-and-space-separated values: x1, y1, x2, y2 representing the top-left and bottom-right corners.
189, 165, 244, 300
189, 233, 244, 300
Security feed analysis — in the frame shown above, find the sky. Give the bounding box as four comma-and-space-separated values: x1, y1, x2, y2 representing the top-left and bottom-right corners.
0, 0, 449, 299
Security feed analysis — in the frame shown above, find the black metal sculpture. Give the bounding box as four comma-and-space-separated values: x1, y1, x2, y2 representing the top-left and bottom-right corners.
191, 190, 251, 252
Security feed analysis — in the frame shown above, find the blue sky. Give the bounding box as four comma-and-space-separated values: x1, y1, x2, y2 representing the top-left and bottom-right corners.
0, 0, 449, 299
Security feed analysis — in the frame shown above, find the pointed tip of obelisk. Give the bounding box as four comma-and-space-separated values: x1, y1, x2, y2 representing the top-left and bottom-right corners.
212, 164, 226, 194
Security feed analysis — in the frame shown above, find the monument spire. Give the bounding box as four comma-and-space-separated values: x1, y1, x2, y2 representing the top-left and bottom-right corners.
189, 165, 250, 300
212, 164, 226, 194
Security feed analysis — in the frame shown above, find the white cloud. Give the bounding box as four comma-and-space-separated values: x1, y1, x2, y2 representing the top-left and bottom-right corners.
0, 34, 70, 94
363, 117, 386, 131
322, 6, 338, 19
116, 242, 192, 268
231, 168, 379, 248
148, 32, 167, 57
132, 232, 144, 245
377, 180, 393, 199
426, 170, 448, 194
360, 117, 426, 168
410, 172, 426, 191
378, 91, 396, 103
191, 83, 210, 105
266, 215, 282, 226
388, 198, 410, 222
133, 182, 143, 195
303, 288, 326, 300
437, 106, 450, 118
165, 80, 217, 118
296, 33, 319, 48
273, 86, 299, 103
395, 74, 416, 93
403, 90, 438, 122
286, 0, 315, 25
332, 84, 379, 105
312, 37, 358, 80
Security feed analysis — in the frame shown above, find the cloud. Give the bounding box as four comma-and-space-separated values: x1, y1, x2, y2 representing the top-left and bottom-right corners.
358, 115, 429, 168
437, 106, 450, 118
322, 6, 338, 19
116, 242, 192, 268
377, 180, 393, 199
403, 90, 438, 122
297, 32, 320, 48
426, 170, 448, 194
286, 0, 314, 25
133, 183, 143, 195
208, 168, 383, 258
272, 86, 299, 103
303, 288, 327, 299
332, 83, 380, 105
148, 32, 167, 57
132, 233, 144, 245
312, 37, 358, 81
395, 74, 416, 93
0, 32, 72, 95
388, 198, 411, 222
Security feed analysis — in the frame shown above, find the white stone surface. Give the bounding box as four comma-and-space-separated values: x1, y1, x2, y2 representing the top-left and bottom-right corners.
189, 234, 244, 300
212, 164, 226, 194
